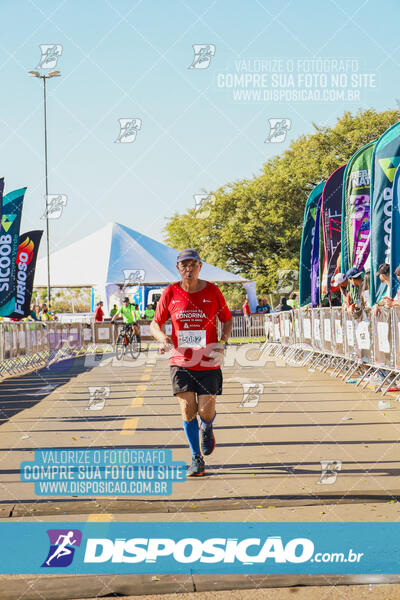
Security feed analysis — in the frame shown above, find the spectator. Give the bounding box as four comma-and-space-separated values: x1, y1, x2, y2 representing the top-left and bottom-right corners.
242, 297, 251, 316
242, 296, 251, 335
262, 298, 271, 313
35, 305, 41, 319
95, 301, 104, 322
378, 265, 400, 307
28, 303, 39, 321
345, 267, 366, 314
275, 297, 293, 312
110, 304, 118, 317
39, 304, 52, 321
134, 303, 142, 321
331, 273, 349, 308
143, 303, 155, 320
255, 298, 265, 313
287, 292, 298, 309
362, 271, 371, 308
375, 263, 391, 306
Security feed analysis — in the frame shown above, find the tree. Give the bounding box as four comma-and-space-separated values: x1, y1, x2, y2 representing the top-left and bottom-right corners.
164, 108, 400, 305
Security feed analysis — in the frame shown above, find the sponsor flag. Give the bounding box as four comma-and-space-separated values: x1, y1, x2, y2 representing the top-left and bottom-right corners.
8, 231, 43, 318
341, 141, 375, 276
299, 180, 325, 306
390, 165, 400, 298
321, 164, 346, 298
370, 122, 400, 305
311, 194, 323, 307
0, 188, 26, 316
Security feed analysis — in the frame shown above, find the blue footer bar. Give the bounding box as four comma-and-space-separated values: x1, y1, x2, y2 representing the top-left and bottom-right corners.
0, 522, 396, 574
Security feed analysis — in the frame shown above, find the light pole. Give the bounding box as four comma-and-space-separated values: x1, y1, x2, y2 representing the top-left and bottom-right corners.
28, 69, 61, 307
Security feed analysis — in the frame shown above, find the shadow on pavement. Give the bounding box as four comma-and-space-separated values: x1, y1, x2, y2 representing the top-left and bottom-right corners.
0, 354, 105, 425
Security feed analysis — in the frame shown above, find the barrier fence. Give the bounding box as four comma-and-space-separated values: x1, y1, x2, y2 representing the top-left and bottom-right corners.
263, 307, 400, 396
0, 315, 265, 378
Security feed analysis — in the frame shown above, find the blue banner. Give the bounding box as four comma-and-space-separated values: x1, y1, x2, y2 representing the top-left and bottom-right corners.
299, 181, 325, 306
0, 522, 397, 574
390, 165, 400, 297
0, 187, 26, 316
370, 122, 400, 305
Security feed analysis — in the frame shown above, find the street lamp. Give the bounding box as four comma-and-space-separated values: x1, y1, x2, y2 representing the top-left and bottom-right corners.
28, 69, 61, 307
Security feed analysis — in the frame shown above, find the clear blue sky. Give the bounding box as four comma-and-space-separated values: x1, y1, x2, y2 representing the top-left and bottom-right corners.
0, 0, 398, 257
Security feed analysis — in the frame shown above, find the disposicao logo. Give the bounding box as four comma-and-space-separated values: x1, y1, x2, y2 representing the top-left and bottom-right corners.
41, 529, 82, 568
83, 535, 314, 564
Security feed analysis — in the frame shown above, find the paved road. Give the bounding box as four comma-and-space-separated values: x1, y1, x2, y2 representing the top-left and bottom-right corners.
1, 345, 400, 598
1, 346, 400, 513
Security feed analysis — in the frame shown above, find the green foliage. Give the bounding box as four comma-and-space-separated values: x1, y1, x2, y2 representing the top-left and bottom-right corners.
164, 109, 400, 306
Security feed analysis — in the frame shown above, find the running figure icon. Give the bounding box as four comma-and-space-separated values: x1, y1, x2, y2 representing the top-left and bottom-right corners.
45, 531, 77, 566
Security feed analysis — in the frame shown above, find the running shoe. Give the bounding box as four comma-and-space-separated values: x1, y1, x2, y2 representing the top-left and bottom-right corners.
187, 454, 205, 477
201, 426, 215, 456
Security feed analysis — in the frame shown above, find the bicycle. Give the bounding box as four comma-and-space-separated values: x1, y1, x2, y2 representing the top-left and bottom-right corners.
115, 323, 141, 360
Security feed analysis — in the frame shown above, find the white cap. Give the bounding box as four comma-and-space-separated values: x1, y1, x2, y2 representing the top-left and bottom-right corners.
332, 272, 347, 287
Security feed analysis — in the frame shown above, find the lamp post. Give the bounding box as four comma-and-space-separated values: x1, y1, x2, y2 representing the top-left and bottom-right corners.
28, 69, 61, 307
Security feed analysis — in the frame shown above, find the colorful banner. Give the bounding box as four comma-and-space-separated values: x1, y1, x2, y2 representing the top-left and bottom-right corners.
322, 164, 346, 298
299, 181, 325, 306
341, 141, 375, 276
8, 231, 43, 319
370, 122, 400, 305
311, 194, 323, 307
0, 188, 26, 316
390, 165, 400, 298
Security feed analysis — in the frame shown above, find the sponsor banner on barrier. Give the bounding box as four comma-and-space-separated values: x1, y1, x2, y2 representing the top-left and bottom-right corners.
0, 522, 397, 574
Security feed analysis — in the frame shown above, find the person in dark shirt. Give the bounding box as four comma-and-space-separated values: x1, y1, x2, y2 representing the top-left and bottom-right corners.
274, 297, 293, 312
255, 298, 265, 313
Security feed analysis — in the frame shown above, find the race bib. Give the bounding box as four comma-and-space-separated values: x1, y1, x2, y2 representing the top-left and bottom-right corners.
178, 329, 206, 348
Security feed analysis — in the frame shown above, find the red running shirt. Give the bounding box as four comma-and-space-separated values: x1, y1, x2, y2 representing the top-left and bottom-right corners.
153, 281, 232, 371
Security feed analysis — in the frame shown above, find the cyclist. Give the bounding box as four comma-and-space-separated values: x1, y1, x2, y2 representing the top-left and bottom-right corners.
111, 297, 140, 344
150, 249, 232, 477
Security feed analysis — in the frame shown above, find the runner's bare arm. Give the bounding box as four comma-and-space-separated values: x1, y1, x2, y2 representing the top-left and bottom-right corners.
219, 317, 233, 342
150, 320, 172, 353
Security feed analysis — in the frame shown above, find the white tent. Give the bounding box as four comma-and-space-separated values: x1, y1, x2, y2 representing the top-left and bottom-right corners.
34, 222, 248, 287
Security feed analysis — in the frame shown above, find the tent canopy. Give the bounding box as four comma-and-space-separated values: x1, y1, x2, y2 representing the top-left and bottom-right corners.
34, 222, 248, 287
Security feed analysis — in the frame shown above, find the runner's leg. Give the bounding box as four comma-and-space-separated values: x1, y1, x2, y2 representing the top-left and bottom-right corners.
197, 394, 216, 424
177, 392, 201, 456
198, 394, 217, 456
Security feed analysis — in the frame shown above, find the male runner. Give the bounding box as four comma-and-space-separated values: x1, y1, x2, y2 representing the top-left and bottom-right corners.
150, 249, 232, 476
111, 297, 140, 343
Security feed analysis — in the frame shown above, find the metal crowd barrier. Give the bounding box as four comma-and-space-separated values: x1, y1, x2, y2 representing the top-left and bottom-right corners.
0, 320, 163, 378
0, 315, 264, 379
261, 307, 400, 396
220, 314, 265, 339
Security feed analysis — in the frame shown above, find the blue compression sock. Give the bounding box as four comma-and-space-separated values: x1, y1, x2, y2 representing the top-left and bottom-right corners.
183, 418, 201, 456
199, 412, 216, 431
